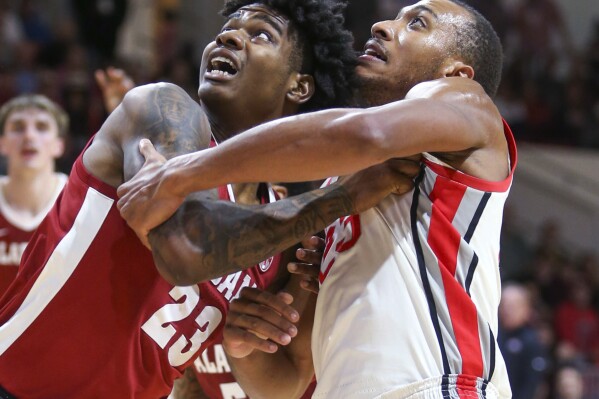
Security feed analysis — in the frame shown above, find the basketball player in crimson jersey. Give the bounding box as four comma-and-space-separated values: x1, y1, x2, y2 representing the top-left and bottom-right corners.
0, 67, 133, 296
119, 0, 516, 397
99, 66, 307, 399
0, 1, 419, 398
0, 95, 68, 297
0, 70, 133, 299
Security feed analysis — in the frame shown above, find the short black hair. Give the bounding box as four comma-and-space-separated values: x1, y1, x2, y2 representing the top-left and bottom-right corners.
448, 0, 503, 97
221, 0, 357, 111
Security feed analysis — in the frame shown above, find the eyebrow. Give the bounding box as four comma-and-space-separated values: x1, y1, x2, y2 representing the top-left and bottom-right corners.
398, 5, 439, 20
227, 10, 284, 36
253, 13, 284, 36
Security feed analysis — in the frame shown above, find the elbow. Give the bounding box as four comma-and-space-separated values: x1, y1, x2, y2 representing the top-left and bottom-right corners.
147, 200, 236, 285
153, 258, 201, 287
328, 111, 390, 163
148, 231, 211, 286
360, 111, 393, 161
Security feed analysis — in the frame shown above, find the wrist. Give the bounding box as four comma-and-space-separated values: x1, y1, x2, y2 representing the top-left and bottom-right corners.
163, 157, 189, 198
329, 183, 358, 215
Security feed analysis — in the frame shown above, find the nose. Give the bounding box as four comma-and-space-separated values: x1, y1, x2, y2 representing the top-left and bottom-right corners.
23, 124, 37, 140
371, 21, 394, 41
215, 30, 245, 50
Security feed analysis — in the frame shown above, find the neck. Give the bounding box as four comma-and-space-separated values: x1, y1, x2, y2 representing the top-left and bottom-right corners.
208, 118, 236, 144
203, 100, 296, 143
205, 123, 263, 203
3, 168, 60, 215
231, 182, 263, 205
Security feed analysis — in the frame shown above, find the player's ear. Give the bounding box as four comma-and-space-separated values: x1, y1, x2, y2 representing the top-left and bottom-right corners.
287, 73, 315, 105
442, 60, 474, 80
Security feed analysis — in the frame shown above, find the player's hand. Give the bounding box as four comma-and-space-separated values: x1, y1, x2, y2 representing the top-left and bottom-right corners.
223, 287, 300, 358
117, 139, 185, 247
288, 235, 324, 294
95, 67, 135, 114
337, 156, 421, 214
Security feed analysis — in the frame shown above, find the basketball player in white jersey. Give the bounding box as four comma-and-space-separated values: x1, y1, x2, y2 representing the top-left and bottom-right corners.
0, 95, 68, 296
119, 0, 515, 397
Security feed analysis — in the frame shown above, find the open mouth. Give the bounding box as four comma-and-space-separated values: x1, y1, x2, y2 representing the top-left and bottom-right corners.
21, 149, 38, 157
208, 56, 239, 76
362, 41, 388, 62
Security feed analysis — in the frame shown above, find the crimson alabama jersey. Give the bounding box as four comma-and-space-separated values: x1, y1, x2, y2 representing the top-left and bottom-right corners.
0, 142, 278, 398
0, 174, 66, 296
193, 183, 282, 399
192, 184, 316, 399
313, 121, 517, 399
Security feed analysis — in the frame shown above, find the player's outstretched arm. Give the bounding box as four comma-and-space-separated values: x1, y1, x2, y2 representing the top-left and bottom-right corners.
146, 158, 418, 285
118, 77, 507, 237
158, 78, 502, 191
95, 66, 135, 114
96, 83, 417, 285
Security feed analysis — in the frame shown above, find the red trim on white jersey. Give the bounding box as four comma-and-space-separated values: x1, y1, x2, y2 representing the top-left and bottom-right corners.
424, 120, 517, 193
312, 121, 516, 399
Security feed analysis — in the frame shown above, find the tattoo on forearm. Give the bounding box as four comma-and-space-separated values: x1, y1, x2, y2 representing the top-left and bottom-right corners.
150, 185, 355, 281
134, 85, 357, 282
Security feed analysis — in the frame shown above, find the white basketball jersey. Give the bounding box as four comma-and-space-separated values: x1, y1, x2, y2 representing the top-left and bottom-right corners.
313, 122, 517, 399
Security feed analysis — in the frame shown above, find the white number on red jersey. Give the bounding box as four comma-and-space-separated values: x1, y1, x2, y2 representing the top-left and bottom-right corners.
142, 285, 223, 367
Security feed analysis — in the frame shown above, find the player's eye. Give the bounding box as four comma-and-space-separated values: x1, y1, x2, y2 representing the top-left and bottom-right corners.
409, 17, 425, 28
254, 31, 272, 42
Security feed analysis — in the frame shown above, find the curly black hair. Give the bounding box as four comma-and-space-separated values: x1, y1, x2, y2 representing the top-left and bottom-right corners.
221, 0, 357, 111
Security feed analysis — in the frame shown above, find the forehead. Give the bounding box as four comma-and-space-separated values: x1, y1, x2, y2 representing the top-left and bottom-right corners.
398, 0, 470, 23
228, 4, 290, 32
6, 108, 55, 124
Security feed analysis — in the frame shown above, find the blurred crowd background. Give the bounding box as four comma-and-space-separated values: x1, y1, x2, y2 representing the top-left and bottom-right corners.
1, 0, 598, 398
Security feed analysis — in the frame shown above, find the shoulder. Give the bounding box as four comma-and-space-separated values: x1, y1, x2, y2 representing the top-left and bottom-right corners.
123, 82, 192, 103
120, 83, 203, 123
408, 78, 509, 179
84, 83, 210, 187
409, 77, 503, 138
106, 82, 210, 153
406, 77, 490, 105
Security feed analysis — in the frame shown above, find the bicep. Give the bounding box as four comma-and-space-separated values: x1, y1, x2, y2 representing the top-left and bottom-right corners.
361, 98, 486, 158
355, 79, 499, 158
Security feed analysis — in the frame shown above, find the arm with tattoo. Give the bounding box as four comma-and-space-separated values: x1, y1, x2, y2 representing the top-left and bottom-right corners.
118, 83, 212, 181
148, 183, 357, 285
95, 83, 416, 286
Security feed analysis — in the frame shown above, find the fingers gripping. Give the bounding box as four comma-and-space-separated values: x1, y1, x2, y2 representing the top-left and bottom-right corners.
138, 139, 160, 163
226, 288, 299, 348
289, 235, 324, 294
